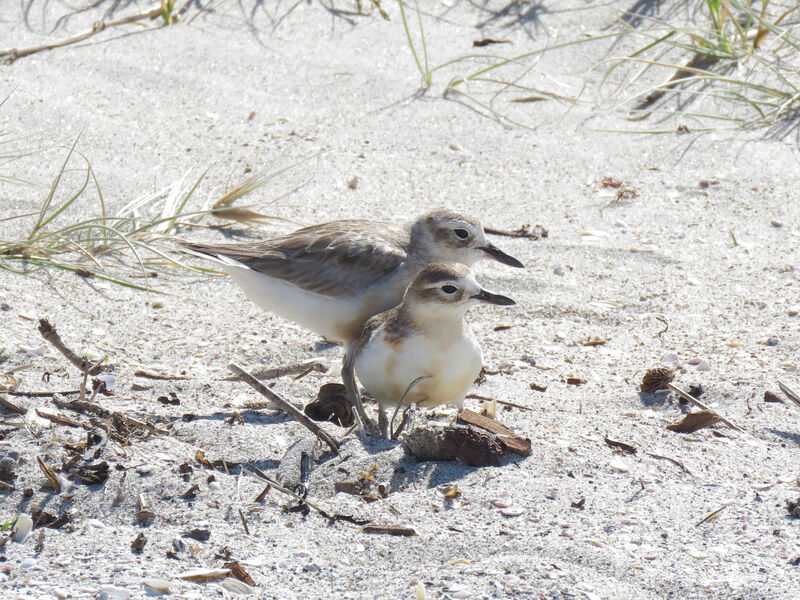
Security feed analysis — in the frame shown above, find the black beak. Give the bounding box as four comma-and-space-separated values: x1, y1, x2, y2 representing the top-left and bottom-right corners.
480, 243, 524, 268
470, 289, 516, 306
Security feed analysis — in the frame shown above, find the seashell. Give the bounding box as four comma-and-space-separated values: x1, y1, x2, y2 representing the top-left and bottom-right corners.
501, 506, 525, 517
177, 568, 230, 582
142, 579, 172, 595
13, 514, 33, 543
97, 586, 131, 600
221, 578, 254, 594
416, 581, 426, 600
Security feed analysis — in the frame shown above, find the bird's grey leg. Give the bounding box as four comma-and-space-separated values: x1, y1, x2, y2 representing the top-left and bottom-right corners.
342, 344, 379, 436
389, 376, 430, 439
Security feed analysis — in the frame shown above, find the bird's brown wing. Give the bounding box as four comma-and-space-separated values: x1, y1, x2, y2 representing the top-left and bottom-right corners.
180, 220, 408, 298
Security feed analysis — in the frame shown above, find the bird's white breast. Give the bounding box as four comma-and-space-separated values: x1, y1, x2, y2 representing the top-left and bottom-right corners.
222, 263, 408, 343
355, 324, 483, 410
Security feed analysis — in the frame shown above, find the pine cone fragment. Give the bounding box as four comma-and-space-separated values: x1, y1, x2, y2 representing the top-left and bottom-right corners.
640, 367, 676, 393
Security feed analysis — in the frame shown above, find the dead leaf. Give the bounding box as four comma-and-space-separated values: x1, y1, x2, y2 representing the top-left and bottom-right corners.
667, 409, 721, 433
458, 409, 531, 456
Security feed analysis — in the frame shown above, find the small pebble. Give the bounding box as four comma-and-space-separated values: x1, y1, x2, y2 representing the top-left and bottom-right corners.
98, 586, 132, 600
696, 360, 711, 371
661, 353, 679, 363
609, 459, 629, 473
21, 557, 37, 569
501, 506, 525, 517
554, 266, 565, 276
789, 306, 799, 317
221, 579, 254, 595
767, 337, 780, 346
771, 220, 783, 227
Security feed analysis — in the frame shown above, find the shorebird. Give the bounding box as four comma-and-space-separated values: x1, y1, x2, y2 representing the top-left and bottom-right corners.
181, 210, 523, 344
341, 262, 515, 436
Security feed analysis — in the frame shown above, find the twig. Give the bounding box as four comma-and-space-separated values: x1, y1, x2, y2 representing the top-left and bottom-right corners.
466, 393, 534, 411
7, 390, 81, 397
655, 316, 669, 338
237, 509, 250, 536
35, 409, 89, 430
252, 468, 367, 525
0, 395, 28, 415
666, 383, 744, 432
484, 225, 547, 239
646, 452, 692, 476
133, 370, 190, 380
228, 363, 338, 454
37, 319, 106, 375
696, 505, 728, 527
778, 381, 800, 407
246, 361, 328, 381
0, 6, 164, 64
53, 396, 168, 435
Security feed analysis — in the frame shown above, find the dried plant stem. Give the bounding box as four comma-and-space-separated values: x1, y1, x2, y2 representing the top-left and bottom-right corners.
666, 383, 744, 432
0, 6, 164, 64
228, 363, 339, 454
37, 319, 104, 375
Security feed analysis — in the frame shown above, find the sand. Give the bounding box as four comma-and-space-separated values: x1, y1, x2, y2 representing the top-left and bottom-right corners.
1, 1, 799, 598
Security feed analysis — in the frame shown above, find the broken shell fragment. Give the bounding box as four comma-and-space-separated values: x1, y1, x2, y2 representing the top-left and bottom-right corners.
13, 514, 33, 543
176, 568, 231, 582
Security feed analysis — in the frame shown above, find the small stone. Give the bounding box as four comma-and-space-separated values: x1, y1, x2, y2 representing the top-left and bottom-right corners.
221, 579, 254, 594
142, 579, 171, 595
554, 266, 565, 276
501, 506, 525, 517
767, 337, 780, 346
98, 586, 131, 600
696, 360, 711, 371
661, 353, 679, 363
789, 306, 799, 317
771, 220, 783, 227
609, 459, 629, 473
21, 557, 37, 569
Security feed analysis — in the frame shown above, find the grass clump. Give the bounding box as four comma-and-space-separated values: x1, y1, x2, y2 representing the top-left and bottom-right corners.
0, 138, 309, 291
604, 0, 800, 135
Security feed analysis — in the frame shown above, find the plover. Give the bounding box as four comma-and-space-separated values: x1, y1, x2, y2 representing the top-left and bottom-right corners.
181, 210, 523, 344
342, 262, 515, 435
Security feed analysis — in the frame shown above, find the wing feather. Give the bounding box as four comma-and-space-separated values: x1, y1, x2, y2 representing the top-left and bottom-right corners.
181, 220, 408, 298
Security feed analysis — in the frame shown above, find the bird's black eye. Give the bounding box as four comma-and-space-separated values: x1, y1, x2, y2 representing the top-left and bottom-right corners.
453, 228, 469, 239
441, 285, 457, 294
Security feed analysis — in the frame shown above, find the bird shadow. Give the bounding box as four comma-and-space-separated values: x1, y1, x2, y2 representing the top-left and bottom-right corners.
638, 391, 669, 407
765, 428, 800, 447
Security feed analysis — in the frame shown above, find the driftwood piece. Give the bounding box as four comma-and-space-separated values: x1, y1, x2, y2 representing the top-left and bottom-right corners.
37, 319, 107, 375
228, 363, 338, 454
458, 409, 531, 455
